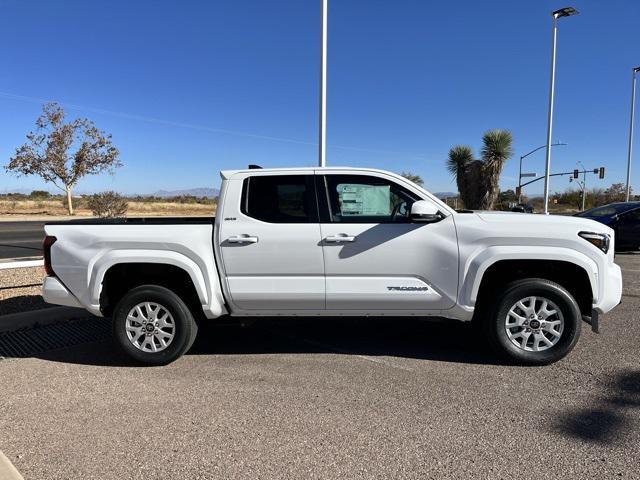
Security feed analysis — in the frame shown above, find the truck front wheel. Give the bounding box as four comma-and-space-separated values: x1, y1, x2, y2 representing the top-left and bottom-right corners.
486, 278, 582, 365
112, 285, 198, 365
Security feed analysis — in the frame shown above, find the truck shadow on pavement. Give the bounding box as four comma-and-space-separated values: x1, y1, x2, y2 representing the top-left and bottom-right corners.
552, 370, 640, 444
32, 316, 503, 367
0, 295, 48, 316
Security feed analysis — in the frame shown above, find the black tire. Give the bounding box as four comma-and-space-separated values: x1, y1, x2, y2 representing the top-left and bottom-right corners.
112, 285, 198, 365
484, 278, 582, 366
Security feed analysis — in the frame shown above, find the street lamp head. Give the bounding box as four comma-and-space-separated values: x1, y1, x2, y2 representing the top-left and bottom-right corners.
633, 66, 640, 73
553, 7, 579, 18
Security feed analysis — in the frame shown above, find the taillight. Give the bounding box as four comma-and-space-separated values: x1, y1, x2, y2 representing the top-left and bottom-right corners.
43, 236, 57, 276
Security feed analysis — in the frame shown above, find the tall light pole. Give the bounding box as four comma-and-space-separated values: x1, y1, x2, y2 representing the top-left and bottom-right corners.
318, 0, 328, 167
543, 7, 578, 214
625, 66, 640, 201
517, 142, 567, 203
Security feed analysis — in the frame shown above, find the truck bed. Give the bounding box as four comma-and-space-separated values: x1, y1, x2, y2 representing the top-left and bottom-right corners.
46, 216, 215, 225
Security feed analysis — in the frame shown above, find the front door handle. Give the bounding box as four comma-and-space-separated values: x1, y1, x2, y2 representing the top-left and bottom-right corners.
227, 235, 259, 244
325, 234, 356, 243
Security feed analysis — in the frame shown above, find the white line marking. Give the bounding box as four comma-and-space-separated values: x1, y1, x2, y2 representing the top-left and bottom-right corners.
0, 451, 25, 480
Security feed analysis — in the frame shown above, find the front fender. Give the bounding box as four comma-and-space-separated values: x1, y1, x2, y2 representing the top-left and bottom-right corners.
459, 246, 599, 309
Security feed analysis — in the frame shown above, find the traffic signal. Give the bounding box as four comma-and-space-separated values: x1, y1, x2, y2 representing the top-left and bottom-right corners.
515, 186, 521, 196
599, 167, 605, 179
573, 169, 579, 178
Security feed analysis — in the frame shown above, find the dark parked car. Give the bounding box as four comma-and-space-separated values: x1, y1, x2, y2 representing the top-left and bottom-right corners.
511, 203, 534, 213
575, 202, 640, 251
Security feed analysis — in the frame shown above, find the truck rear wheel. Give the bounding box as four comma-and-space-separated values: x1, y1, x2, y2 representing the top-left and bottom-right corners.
486, 278, 581, 365
112, 285, 198, 365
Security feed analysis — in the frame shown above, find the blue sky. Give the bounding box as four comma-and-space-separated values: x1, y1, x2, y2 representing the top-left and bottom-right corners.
0, 0, 639, 195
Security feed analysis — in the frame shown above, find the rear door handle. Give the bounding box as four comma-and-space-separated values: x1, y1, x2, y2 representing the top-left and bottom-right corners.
227, 235, 259, 244
325, 234, 356, 243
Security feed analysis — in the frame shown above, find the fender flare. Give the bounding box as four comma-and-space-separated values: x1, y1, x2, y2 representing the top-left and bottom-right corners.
87, 250, 210, 312
460, 246, 599, 308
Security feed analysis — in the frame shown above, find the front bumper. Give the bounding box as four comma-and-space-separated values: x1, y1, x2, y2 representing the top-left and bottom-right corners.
42, 276, 83, 308
594, 262, 622, 315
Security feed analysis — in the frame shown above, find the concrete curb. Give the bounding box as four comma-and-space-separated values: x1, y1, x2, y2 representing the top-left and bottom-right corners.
0, 451, 24, 480
0, 256, 43, 263
0, 259, 43, 270
0, 306, 93, 333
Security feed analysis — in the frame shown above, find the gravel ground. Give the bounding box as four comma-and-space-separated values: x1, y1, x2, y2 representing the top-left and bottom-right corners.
0, 255, 638, 479
0, 266, 47, 315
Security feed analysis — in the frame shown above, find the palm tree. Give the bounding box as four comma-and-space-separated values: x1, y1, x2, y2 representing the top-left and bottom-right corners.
446, 130, 513, 210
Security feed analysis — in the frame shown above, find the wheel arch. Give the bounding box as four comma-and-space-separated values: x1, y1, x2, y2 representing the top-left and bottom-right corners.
462, 247, 597, 317
94, 252, 209, 317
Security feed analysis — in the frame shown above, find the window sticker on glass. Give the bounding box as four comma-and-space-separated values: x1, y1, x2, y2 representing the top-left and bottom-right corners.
337, 184, 391, 216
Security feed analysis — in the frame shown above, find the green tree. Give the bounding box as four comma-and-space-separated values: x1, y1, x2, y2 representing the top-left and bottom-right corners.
5, 102, 122, 215
446, 130, 513, 210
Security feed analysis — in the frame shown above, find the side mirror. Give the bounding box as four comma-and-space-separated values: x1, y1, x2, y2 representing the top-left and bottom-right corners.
410, 200, 443, 223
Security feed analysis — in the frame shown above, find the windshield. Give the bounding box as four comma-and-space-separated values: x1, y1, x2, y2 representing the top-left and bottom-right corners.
577, 203, 639, 218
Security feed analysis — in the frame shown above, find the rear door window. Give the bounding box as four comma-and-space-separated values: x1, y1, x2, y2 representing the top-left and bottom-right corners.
241, 175, 318, 223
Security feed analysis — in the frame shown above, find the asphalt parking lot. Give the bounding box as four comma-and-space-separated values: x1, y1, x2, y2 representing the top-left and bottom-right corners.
0, 255, 639, 479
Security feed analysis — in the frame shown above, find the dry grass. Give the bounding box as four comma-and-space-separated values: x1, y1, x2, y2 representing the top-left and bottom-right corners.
0, 199, 216, 217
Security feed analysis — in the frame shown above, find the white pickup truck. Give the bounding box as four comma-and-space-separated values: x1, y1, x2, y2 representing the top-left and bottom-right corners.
42, 166, 622, 365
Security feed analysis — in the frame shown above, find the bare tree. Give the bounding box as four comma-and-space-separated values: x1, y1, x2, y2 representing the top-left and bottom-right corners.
5, 102, 122, 215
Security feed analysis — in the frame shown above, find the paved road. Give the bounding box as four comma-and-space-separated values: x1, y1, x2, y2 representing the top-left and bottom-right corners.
0, 255, 639, 479
0, 221, 45, 259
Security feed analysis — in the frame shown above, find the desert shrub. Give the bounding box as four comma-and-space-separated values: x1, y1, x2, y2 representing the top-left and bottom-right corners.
29, 190, 50, 199
88, 191, 128, 218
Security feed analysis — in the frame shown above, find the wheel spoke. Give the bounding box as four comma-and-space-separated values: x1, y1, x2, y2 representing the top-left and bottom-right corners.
537, 299, 548, 316
540, 334, 554, 347
507, 311, 526, 328
516, 301, 529, 315
157, 312, 171, 328
157, 330, 172, 340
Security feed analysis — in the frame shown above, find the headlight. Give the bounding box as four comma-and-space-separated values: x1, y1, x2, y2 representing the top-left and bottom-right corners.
579, 231, 610, 254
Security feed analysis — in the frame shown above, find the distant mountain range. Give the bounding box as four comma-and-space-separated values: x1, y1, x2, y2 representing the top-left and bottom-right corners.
150, 188, 219, 198
433, 191, 458, 199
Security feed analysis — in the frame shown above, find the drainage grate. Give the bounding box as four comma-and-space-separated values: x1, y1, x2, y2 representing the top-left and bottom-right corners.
0, 317, 111, 360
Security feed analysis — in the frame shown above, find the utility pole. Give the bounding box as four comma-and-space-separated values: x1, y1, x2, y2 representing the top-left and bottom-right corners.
318, 0, 328, 167
581, 169, 587, 211
517, 142, 566, 203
